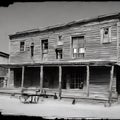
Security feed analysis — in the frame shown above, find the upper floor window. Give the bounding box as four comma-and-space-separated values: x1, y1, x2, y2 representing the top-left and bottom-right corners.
56, 49, 62, 59
20, 41, 25, 52
31, 42, 34, 57
57, 35, 63, 45
72, 36, 85, 58
58, 35, 62, 41
42, 39, 48, 61
101, 27, 111, 43
42, 40, 48, 52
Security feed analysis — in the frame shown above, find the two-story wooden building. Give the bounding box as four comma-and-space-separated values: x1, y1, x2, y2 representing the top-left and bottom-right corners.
6, 12, 120, 103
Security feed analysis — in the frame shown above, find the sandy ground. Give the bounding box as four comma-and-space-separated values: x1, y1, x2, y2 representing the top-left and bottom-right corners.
0, 95, 120, 119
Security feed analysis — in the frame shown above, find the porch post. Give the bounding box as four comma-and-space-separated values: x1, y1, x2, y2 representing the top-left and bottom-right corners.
21, 66, 25, 88
108, 65, 114, 106
59, 66, 62, 99
86, 65, 90, 97
40, 65, 43, 91
7, 68, 14, 88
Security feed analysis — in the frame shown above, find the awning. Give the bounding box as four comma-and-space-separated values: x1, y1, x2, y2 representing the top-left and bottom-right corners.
0, 59, 116, 68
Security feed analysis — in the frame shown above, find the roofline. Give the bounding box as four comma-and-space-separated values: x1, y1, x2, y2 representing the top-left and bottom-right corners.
0, 59, 116, 68
9, 12, 120, 40
0, 52, 9, 58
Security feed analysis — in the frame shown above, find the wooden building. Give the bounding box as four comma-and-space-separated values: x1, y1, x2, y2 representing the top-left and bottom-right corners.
0, 52, 9, 88
5, 12, 120, 103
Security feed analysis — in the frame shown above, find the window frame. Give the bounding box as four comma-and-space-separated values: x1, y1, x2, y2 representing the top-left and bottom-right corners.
42, 39, 48, 53
20, 41, 25, 52
100, 26, 111, 44
30, 42, 34, 57
41, 39, 48, 60
57, 35, 63, 46
71, 35, 85, 59
56, 49, 63, 60
58, 35, 62, 41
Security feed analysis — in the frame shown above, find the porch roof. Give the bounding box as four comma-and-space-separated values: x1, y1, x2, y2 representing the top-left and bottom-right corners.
0, 59, 116, 68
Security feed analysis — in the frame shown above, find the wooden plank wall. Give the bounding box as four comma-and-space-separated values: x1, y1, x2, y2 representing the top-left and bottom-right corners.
0, 67, 8, 77
118, 22, 120, 62
10, 19, 118, 64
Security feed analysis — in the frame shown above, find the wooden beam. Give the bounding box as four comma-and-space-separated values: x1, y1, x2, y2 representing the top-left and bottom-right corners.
40, 65, 43, 91
108, 65, 114, 106
86, 65, 90, 97
21, 66, 25, 88
59, 66, 62, 99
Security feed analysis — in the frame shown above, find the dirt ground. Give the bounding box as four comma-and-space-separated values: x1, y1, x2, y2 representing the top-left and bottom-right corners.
0, 95, 120, 119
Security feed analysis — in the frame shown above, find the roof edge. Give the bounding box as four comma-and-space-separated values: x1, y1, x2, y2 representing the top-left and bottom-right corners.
9, 12, 120, 40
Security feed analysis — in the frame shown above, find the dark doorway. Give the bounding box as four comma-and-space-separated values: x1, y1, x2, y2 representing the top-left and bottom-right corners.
14, 68, 22, 88
43, 67, 59, 89
24, 67, 40, 88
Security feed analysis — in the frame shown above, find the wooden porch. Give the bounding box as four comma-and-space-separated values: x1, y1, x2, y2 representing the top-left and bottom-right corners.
0, 60, 118, 105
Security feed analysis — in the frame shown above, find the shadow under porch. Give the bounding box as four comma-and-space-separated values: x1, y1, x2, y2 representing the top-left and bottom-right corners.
60, 66, 115, 100
7, 64, 118, 102
13, 67, 40, 88
43, 66, 116, 101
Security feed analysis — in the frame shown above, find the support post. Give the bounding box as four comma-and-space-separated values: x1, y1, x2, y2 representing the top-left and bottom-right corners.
86, 65, 90, 97
108, 65, 114, 106
40, 65, 43, 92
21, 66, 25, 88
59, 66, 62, 99
7, 68, 14, 88
7, 68, 10, 88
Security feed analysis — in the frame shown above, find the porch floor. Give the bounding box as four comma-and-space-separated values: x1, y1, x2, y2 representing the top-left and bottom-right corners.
0, 88, 118, 103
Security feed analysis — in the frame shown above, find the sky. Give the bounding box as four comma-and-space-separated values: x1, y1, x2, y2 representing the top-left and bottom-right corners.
1, 1, 120, 54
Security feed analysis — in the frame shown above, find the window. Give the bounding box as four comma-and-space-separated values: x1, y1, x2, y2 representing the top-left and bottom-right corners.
42, 39, 48, 60
101, 27, 111, 43
70, 72, 84, 89
20, 41, 25, 52
56, 49, 62, 59
58, 35, 62, 41
31, 42, 34, 57
72, 36, 85, 58
42, 40, 48, 52
57, 35, 63, 45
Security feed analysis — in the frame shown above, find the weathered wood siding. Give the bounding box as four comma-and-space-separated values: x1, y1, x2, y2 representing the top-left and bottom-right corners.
0, 67, 8, 77
117, 22, 120, 63
10, 19, 118, 64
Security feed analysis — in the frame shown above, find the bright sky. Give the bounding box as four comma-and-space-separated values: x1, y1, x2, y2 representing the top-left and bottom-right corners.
1, 2, 120, 54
